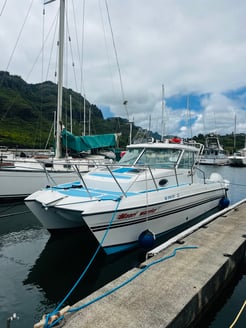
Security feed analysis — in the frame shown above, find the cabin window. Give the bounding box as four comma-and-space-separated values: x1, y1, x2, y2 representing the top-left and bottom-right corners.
119, 147, 184, 168
178, 151, 195, 169
138, 148, 181, 168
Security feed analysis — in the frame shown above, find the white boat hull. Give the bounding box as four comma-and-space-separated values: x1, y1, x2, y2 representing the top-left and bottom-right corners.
228, 156, 246, 167
25, 183, 227, 254
0, 157, 111, 200
0, 170, 82, 200
199, 157, 229, 165
87, 188, 226, 254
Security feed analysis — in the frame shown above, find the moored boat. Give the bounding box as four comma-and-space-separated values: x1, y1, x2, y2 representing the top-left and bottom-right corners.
228, 148, 246, 167
25, 139, 230, 254
200, 134, 229, 165
0, 139, 116, 201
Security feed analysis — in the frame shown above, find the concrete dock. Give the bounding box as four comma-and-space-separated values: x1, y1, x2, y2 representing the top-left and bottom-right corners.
59, 200, 246, 328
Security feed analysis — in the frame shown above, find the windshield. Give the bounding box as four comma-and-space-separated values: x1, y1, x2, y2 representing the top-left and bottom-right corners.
119, 147, 182, 168
118, 148, 143, 165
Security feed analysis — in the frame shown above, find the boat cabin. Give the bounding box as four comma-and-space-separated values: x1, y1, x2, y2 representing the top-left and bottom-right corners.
118, 142, 201, 170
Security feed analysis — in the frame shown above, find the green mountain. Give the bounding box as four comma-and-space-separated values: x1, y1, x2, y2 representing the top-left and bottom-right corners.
0, 71, 142, 149
0, 71, 244, 153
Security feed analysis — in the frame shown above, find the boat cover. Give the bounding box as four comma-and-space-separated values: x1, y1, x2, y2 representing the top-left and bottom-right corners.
61, 129, 117, 152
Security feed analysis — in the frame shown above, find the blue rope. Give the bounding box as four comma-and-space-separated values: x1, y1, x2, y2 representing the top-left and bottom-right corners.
68, 245, 198, 312
44, 197, 122, 328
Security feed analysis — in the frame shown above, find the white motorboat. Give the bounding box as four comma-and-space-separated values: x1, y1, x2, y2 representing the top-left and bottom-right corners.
25, 139, 230, 255
228, 148, 246, 167
200, 134, 229, 165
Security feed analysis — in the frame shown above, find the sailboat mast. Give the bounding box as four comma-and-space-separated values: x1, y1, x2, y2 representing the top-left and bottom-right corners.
55, 0, 65, 158
233, 114, 237, 152
70, 94, 73, 134
161, 84, 165, 141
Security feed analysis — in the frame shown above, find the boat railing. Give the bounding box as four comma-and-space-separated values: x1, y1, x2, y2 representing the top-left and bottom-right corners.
72, 165, 94, 198
39, 155, 203, 194
104, 164, 163, 195
105, 166, 128, 197
173, 165, 179, 186
42, 165, 58, 186
195, 166, 206, 184
147, 165, 159, 190
70, 161, 199, 198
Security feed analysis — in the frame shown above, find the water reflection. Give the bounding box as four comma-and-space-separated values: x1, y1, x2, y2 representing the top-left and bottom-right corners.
23, 231, 146, 308
0, 201, 42, 237
24, 232, 103, 303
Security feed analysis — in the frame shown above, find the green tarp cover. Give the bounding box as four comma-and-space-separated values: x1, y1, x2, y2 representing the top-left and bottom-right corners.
61, 129, 117, 152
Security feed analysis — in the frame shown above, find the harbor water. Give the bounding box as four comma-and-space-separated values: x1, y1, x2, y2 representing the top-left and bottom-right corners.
0, 166, 246, 328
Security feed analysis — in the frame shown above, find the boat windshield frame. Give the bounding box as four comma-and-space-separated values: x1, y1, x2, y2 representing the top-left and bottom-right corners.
118, 147, 191, 169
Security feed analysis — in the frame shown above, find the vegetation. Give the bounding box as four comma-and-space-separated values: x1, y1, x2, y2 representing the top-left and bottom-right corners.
0, 71, 143, 149
0, 71, 245, 153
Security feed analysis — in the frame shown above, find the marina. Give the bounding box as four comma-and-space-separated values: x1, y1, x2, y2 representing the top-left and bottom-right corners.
0, 165, 246, 327
0, 1, 246, 326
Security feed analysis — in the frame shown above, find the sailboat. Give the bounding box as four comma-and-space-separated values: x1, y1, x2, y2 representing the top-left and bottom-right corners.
0, 1, 117, 201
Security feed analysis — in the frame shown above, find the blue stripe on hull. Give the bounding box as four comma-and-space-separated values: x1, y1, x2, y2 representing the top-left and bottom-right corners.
104, 242, 139, 255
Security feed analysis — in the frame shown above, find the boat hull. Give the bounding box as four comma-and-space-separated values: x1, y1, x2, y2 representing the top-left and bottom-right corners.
228, 157, 246, 167
0, 170, 81, 201
25, 184, 227, 254
199, 157, 229, 165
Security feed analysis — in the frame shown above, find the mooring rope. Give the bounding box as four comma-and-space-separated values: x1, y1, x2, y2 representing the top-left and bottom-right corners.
44, 245, 198, 327
229, 300, 246, 328
43, 197, 122, 328
0, 211, 30, 219
68, 245, 198, 314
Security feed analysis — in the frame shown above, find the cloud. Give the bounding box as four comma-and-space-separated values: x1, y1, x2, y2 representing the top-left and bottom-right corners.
0, 0, 246, 137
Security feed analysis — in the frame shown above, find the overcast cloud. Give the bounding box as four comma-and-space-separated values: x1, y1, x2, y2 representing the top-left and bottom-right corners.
0, 0, 246, 138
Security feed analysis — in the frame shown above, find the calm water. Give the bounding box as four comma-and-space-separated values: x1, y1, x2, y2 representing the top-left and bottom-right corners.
0, 166, 246, 328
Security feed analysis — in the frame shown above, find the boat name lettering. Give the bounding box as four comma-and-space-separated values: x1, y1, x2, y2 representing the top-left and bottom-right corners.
118, 212, 138, 220
139, 208, 157, 216
117, 208, 157, 220
164, 193, 180, 201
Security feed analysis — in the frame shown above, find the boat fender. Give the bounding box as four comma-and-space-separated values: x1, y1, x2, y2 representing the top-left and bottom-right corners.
138, 229, 156, 249
219, 197, 230, 209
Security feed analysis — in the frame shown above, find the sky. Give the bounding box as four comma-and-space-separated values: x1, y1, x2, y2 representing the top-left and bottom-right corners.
0, 0, 246, 138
